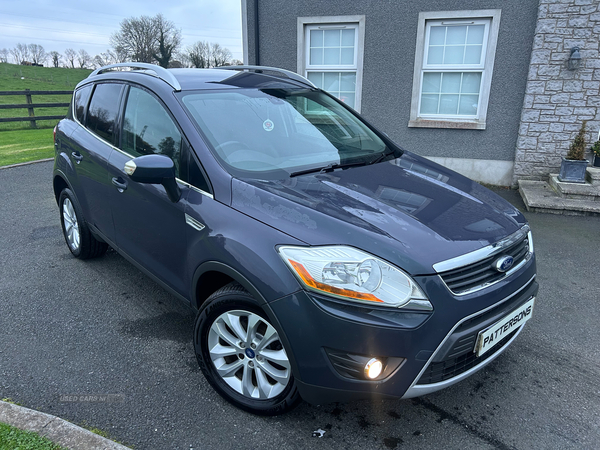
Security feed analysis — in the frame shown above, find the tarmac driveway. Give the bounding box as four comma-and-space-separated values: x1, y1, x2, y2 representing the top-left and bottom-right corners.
1, 161, 599, 450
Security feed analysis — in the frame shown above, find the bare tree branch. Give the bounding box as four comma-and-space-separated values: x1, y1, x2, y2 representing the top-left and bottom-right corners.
28, 44, 47, 65
64, 48, 76, 68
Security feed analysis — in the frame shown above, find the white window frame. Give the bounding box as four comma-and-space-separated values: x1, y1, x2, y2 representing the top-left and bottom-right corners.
297, 15, 365, 112
409, 10, 501, 130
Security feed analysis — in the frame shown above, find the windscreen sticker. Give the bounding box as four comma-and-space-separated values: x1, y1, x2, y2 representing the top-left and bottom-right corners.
263, 119, 274, 132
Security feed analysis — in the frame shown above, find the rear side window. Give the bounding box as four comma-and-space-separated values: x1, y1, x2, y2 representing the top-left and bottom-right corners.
122, 86, 182, 177
74, 84, 92, 124
87, 83, 123, 144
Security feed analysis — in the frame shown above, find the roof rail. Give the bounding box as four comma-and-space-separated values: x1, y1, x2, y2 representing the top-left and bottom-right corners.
217, 65, 316, 88
89, 63, 182, 91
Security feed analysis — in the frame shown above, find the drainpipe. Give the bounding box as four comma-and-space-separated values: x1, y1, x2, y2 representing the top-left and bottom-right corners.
254, 0, 260, 65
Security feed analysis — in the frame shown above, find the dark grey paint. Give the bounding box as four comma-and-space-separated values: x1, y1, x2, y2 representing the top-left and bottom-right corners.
245, 0, 537, 162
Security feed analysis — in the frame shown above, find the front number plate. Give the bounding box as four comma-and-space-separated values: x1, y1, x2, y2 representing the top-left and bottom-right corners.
475, 297, 535, 357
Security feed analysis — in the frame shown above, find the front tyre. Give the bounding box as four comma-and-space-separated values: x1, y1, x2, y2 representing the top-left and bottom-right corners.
59, 188, 108, 259
194, 282, 301, 415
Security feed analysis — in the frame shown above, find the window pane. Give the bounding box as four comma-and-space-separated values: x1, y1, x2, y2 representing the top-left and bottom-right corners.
466, 25, 485, 44
422, 72, 441, 92
439, 94, 459, 114
307, 72, 323, 87
341, 28, 355, 46
459, 94, 479, 115
340, 73, 356, 91
87, 83, 122, 143
420, 94, 439, 114
123, 87, 182, 176
310, 48, 323, 65
464, 45, 482, 64
310, 29, 323, 47
429, 27, 445, 45
462, 72, 482, 93
446, 26, 467, 45
323, 72, 340, 91
341, 48, 354, 64
441, 73, 461, 93
444, 45, 464, 64
427, 46, 444, 65
324, 29, 340, 47
324, 48, 340, 65
74, 84, 92, 124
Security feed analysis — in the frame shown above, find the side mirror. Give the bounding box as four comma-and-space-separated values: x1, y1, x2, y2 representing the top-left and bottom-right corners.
124, 154, 181, 203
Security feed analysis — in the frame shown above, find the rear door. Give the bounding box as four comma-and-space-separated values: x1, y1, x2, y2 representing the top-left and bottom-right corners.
107, 85, 190, 297
67, 82, 124, 243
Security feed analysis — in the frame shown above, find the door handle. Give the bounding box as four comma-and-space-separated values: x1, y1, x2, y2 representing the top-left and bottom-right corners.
71, 152, 83, 163
111, 177, 128, 192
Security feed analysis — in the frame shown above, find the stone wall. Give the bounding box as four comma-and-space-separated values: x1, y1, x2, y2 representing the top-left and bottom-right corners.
514, 0, 600, 182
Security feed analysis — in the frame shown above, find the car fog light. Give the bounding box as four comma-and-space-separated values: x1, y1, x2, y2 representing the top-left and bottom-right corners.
365, 358, 383, 379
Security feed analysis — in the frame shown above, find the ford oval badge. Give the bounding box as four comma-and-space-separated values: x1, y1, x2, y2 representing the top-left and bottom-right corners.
494, 255, 514, 272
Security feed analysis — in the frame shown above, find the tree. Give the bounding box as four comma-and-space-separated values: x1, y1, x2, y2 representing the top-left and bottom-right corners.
210, 43, 231, 68
28, 44, 47, 65
77, 49, 92, 69
152, 14, 181, 68
0, 48, 8, 63
187, 41, 210, 68
64, 48, 76, 68
93, 49, 119, 68
11, 43, 29, 64
186, 41, 233, 68
49, 51, 61, 68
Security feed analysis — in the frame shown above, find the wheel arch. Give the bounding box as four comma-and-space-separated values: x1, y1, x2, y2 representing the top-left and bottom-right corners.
192, 261, 269, 311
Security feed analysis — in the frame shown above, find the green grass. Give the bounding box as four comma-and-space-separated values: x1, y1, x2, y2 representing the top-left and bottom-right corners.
0, 62, 91, 131
0, 422, 67, 450
0, 128, 54, 166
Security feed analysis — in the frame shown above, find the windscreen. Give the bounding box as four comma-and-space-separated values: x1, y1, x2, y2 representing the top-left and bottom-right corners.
179, 88, 391, 178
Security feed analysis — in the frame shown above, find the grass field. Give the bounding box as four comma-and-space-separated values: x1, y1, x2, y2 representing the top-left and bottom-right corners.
0, 128, 54, 166
0, 62, 91, 131
0, 422, 66, 450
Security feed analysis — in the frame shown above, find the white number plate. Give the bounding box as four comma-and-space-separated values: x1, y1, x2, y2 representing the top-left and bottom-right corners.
475, 297, 535, 357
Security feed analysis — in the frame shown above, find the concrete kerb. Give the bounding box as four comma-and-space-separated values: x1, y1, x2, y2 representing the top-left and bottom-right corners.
0, 158, 54, 170
0, 400, 130, 450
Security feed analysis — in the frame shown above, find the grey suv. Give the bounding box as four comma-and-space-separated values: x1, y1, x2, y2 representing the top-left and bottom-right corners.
53, 63, 538, 415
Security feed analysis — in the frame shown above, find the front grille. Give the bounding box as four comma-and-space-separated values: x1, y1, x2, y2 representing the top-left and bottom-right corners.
416, 328, 517, 385
439, 235, 530, 295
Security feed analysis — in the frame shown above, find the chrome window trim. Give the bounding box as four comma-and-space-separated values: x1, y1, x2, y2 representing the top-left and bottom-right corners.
72, 101, 214, 200
432, 225, 530, 273
401, 274, 536, 398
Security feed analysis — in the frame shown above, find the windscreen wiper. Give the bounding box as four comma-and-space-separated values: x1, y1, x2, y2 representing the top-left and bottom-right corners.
369, 148, 396, 165
289, 160, 368, 178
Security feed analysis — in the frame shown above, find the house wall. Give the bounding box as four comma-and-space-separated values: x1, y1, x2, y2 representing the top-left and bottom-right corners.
245, 1, 537, 186
513, 0, 600, 182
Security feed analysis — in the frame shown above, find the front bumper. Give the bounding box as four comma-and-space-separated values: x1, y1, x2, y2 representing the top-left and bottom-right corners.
267, 258, 538, 405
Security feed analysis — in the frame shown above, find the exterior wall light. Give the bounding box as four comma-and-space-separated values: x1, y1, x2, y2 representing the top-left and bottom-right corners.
567, 46, 582, 71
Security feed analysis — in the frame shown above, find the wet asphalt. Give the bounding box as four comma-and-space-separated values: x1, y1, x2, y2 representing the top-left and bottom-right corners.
0, 161, 599, 450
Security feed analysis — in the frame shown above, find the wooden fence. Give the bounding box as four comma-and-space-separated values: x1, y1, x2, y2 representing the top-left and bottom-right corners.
0, 89, 72, 128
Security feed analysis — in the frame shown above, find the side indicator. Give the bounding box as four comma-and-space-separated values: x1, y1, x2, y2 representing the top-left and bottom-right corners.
185, 214, 205, 231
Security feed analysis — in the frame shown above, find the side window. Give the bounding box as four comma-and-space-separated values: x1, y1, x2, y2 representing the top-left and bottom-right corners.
74, 84, 92, 124
183, 143, 211, 193
122, 86, 182, 177
87, 83, 123, 143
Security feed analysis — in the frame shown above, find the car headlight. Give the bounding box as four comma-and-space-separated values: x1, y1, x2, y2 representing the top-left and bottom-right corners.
277, 246, 432, 310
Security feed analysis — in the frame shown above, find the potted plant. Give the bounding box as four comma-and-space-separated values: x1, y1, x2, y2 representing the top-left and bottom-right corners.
558, 121, 589, 183
591, 139, 600, 167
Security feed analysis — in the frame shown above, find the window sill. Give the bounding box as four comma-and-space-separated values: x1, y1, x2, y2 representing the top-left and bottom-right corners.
408, 119, 486, 130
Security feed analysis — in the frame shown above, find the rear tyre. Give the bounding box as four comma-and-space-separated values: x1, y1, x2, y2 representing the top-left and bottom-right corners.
59, 188, 108, 259
194, 282, 301, 415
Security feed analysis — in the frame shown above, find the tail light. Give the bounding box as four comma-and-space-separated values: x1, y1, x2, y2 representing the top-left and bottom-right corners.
53, 125, 57, 144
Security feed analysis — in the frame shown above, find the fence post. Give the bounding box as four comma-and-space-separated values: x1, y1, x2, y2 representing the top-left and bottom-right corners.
25, 89, 37, 128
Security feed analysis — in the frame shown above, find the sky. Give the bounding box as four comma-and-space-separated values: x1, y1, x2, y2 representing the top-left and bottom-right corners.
0, 0, 243, 63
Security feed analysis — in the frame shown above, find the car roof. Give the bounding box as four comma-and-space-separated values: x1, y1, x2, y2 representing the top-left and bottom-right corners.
79, 64, 314, 92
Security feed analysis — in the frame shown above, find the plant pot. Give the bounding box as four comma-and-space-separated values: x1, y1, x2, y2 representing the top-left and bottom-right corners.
594, 155, 600, 167
558, 157, 589, 183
